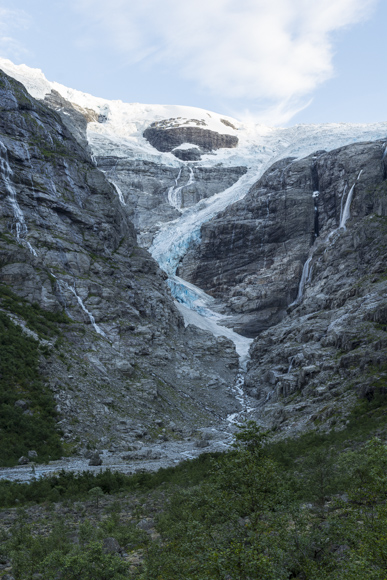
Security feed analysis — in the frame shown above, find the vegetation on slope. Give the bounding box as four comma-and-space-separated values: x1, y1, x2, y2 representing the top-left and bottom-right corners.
0, 285, 68, 466
2, 414, 387, 578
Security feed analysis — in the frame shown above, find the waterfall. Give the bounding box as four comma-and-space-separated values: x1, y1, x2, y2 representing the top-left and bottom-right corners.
293, 169, 363, 307
291, 256, 313, 306
110, 181, 126, 206
167, 166, 194, 211
313, 191, 319, 238
339, 170, 363, 230
101, 161, 127, 206
339, 184, 347, 225
67, 284, 106, 337
0, 141, 37, 256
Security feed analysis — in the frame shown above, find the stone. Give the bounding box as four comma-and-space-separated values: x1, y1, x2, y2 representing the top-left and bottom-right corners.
137, 518, 154, 531
28, 450, 38, 459
102, 537, 121, 554
88, 453, 102, 466
195, 440, 210, 449
14, 400, 29, 410
18, 456, 29, 465
143, 122, 238, 156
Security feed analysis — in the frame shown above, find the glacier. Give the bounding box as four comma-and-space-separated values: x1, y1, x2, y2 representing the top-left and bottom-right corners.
2, 56, 387, 362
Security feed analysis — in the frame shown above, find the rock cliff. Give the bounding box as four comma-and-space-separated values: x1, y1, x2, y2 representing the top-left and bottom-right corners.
0, 70, 240, 459
178, 142, 387, 336
177, 138, 387, 433
93, 157, 247, 248
143, 120, 238, 160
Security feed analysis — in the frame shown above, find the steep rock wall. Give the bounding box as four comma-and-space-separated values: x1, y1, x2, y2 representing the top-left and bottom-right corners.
0, 70, 240, 456
178, 142, 387, 337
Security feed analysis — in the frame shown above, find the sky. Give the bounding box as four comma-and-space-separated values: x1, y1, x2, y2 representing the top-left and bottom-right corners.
0, 0, 385, 126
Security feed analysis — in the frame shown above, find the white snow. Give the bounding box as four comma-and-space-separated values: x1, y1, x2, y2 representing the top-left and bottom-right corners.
172, 143, 201, 151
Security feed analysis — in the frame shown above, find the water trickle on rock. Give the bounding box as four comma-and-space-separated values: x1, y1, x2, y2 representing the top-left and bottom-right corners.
339, 170, 363, 230
66, 284, 107, 337
0, 141, 37, 256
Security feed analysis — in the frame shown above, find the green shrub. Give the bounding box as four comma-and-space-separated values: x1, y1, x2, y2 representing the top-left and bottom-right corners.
0, 310, 63, 466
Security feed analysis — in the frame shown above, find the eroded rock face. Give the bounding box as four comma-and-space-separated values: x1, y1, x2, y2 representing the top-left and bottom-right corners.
245, 207, 387, 435
0, 70, 240, 453
182, 138, 387, 435
178, 142, 387, 337
95, 157, 247, 247
143, 121, 238, 159
43, 90, 98, 153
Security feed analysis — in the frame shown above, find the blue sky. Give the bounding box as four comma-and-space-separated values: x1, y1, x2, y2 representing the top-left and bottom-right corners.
0, 0, 385, 125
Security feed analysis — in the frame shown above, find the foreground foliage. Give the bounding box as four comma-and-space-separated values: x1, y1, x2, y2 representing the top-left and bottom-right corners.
142, 424, 387, 580
0, 311, 64, 466
3, 422, 387, 578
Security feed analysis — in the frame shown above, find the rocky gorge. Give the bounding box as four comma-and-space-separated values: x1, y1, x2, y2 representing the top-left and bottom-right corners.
1, 57, 387, 479
0, 70, 241, 474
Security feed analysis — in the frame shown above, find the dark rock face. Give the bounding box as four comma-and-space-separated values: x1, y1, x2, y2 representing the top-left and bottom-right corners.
43, 90, 98, 153
172, 147, 202, 161
88, 453, 102, 466
178, 143, 387, 337
0, 70, 240, 453
143, 121, 238, 159
173, 138, 387, 435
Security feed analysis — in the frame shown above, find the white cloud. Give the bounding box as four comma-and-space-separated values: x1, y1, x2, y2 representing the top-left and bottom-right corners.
74, 0, 377, 122
0, 6, 31, 60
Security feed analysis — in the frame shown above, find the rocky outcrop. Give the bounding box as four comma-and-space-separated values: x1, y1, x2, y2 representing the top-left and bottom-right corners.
143, 120, 238, 159
0, 70, 240, 456
43, 90, 98, 153
178, 142, 387, 337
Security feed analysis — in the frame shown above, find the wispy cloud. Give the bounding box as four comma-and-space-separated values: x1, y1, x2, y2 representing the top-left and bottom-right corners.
74, 0, 377, 122
0, 6, 31, 60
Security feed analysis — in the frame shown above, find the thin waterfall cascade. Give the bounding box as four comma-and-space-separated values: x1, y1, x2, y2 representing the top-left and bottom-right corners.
293, 169, 363, 308
167, 166, 194, 211
0, 141, 37, 256
313, 191, 320, 238
287, 356, 295, 374
339, 170, 363, 230
167, 167, 182, 209
262, 193, 271, 269
110, 180, 126, 206
67, 285, 107, 337
339, 184, 347, 225
383, 143, 387, 160
291, 256, 313, 306
101, 162, 127, 206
